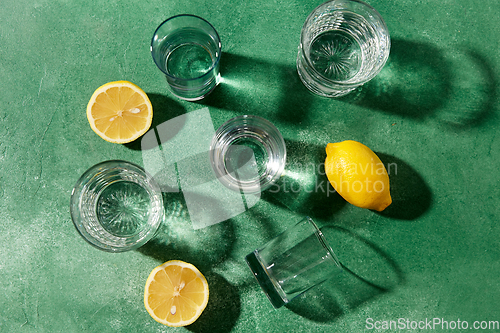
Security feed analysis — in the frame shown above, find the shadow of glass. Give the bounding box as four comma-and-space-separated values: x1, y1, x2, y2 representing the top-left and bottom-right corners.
137, 192, 241, 331
125, 93, 186, 151
186, 272, 241, 333
276, 60, 316, 125
261, 139, 346, 220
342, 38, 452, 119
286, 225, 404, 322
375, 153, 432, 220
322, 225, 405, 291
436, 48, 498, 130
137, 192, 237, 272
285, 284, 344, 322
202, 52, 315, 125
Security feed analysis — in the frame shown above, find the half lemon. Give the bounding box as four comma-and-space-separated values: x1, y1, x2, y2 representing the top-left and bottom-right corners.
87, 81, 153, 143
144, 260, 209, 327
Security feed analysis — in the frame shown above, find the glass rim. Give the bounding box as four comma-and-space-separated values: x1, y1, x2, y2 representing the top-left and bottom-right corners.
299, 0, 390, 86
150, 14, 222, 81
71, 160, 153, 190
216, 114, 283, 133
305, 216, 342, 268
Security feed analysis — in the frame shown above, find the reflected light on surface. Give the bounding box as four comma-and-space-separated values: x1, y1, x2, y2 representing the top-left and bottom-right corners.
283, 170, 314, 184
218, 76, 242, 88
283, 170, 302, 180
216, 73, 223, 85
218, 76, 266, 94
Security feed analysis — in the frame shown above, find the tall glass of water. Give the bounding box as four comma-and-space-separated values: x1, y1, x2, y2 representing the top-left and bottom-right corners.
151, 15, 222, 101
297, 0, 390, 97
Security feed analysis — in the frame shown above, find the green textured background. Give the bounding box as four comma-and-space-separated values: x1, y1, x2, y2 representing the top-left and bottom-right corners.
1, 0, 499, 332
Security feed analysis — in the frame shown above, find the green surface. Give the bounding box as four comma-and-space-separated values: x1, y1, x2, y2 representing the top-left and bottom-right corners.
1, 0, 500, 332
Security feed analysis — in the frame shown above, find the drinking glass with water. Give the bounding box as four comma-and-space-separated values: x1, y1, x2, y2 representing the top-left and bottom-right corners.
151, 15, 222, 101
297, 0, 390, 97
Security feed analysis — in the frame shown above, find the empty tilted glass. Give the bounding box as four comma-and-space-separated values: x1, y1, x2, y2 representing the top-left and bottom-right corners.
246, 217, 342, 308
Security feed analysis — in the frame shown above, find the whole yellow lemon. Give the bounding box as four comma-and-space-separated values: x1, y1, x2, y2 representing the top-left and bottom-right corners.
325, 140, 392, 211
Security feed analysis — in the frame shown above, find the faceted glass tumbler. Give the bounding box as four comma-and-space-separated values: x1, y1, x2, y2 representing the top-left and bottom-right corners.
297, 0, 390, 97
70, 160, 164, 252
246, 217, 341, 308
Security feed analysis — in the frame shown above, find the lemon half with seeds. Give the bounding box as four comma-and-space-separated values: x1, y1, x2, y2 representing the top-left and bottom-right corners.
87, 81, 153, 144
144, 260, 209, 327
